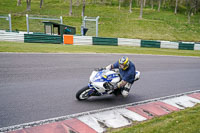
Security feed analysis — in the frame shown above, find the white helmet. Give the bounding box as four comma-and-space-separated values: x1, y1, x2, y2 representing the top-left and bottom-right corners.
119, 56, 129, 70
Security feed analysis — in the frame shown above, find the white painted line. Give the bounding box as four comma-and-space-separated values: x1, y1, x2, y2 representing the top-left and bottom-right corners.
162, 95, 200, 109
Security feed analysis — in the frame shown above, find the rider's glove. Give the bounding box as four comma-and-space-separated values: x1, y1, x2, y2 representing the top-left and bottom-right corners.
96, 67, 105, 71
117, 82, 121, 88
106, 64, 112, 70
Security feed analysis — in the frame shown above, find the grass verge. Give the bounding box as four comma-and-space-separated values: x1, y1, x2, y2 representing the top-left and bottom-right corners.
0, 0, 200, 42
108, 104, 200, 133
0, 41, 200, 57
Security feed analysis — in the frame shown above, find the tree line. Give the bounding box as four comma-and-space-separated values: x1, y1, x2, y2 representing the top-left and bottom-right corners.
17, 0, 200, 23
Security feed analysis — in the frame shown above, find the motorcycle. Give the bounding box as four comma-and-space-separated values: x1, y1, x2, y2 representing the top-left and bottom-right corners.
76, 68, 140, 100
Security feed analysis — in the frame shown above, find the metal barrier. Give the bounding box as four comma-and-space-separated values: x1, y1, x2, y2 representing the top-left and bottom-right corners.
26, 14, 63, 34
82, 16, 99, 37
0, 14, 12, 32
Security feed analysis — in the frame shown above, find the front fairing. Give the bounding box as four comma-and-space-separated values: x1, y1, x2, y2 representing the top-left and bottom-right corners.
88, 70, 120, 94
89, 70, 119, 83
89, 70, 110, 82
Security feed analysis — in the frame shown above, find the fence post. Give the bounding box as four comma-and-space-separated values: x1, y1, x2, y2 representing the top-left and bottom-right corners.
96, 16, 99, 37
83, 16, 86, 28
26, 14, 29, 34
60, 16, 63, 24
8, 14, 12, 32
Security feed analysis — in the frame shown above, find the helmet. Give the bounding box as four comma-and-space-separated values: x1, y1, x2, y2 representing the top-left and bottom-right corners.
119, 56, 129, 70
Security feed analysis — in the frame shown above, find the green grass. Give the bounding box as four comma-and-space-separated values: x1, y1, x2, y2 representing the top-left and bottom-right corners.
0, 0, 200, 42
0, 41, 200, 57
108, 104, 200, 133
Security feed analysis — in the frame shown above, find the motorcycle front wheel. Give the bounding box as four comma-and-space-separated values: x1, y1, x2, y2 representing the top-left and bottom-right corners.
76, 86, 92, 100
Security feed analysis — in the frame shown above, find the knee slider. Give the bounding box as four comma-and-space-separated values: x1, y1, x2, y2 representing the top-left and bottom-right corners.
121, 88, 130, 97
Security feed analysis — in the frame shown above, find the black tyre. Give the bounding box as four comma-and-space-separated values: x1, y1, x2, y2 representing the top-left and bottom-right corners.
76, 86, 92, 100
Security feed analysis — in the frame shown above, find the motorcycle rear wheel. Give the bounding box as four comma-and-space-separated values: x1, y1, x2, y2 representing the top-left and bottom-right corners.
76, 86, 92, 100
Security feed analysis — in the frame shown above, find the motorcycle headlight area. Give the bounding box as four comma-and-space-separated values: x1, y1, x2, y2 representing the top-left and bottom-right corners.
90, 70, 119, 83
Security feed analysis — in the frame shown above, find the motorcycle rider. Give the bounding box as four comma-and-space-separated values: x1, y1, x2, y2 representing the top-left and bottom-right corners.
106, 56, 136, 97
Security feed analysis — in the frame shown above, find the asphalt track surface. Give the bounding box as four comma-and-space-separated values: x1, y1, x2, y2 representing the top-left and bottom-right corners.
0, 53, 200, 128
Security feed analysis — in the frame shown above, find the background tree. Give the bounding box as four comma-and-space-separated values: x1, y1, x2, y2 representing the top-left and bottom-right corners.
76, 0, 80, 6
140, 0, 143, 19
175, 0, 178, 15
186, 0, 197, 24
129, 0, 133, 13
69, 0, 72, 16
158, 0, 161, 12
119, 0, 122, 10
17, 0, 21, 6
194, 0, 199, 14
82, 0, 86, 17
162, 0, 166, 8
40, 0, 43, 8
143, 0, 146, 7
136, 0, 139, 7
100, 0, 105, 4
26, 0, 31, 11
151, 0, 154, 9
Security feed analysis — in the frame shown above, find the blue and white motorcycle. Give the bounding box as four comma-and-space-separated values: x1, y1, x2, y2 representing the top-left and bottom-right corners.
76, 69, 140, 100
